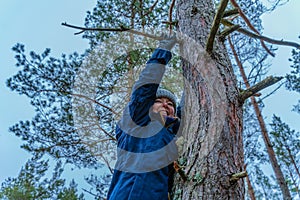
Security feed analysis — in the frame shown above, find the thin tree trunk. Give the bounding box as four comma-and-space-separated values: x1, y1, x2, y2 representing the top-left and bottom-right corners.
173, 0, 245, 198
286, 147, 300, 180
228, 36, 292, 200
245, 173, 256, 200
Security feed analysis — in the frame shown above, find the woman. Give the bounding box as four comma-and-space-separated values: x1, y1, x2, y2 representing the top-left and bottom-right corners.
107, 35, 181, 200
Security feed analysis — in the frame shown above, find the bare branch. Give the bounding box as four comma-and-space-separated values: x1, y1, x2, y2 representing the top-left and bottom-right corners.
258, 81, 285, 102
220, 24, 241, 40
62, 22, 130, 34
72, 92, 119, 115
222, 19, 300, 49
239, 76, 283, 102
168, 0, 176, 33
81, 188, 98, 198
62, 22, 161, 40
144, 0, 159, 16
37, 89, 118, 115
174, 161, 188, 182
222, 8, 239, 18
230, 0, 275, 56
237, 28, 300, 49
230, 171, 247, 182
206, 0, 229, 53
162, 21, 178, 26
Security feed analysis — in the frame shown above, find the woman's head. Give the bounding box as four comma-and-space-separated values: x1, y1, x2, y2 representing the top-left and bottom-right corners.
153, 89, 177, 117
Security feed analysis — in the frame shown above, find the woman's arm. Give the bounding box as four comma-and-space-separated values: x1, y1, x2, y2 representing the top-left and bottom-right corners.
129, 49, 172, 126
129, 34, 177, 125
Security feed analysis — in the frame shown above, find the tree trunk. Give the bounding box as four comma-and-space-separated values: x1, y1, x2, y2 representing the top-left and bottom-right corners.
252, 101, 292, 200
173, 0, 245, 199
245, 173, 256, 200
228, 36, 292, 200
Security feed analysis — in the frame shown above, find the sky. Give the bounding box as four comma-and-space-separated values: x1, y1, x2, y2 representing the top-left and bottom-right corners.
0, 0, 299, 197
0, 0, 96, 183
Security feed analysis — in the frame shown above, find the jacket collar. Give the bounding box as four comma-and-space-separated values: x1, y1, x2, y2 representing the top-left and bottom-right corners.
149, 111, 180, 134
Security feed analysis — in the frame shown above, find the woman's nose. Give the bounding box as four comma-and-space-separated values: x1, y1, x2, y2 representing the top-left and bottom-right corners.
162, 101, 168, 107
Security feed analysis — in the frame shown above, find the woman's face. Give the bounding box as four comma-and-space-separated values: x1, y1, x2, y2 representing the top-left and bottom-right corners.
152, 97, 175, 117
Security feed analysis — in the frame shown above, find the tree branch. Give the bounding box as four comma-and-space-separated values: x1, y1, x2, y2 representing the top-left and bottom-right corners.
81, 188, 98, 198
222, 19, 300, 49
37, 89, 118, 115
62, 22, 130, 34
144, 0, 159, 16
168, 0, 176, 33
222, 8, 239, 18
239, 76, 283, 102
220, 24, 241, 40
174, 161, 188, 182
206, 0, 229, 53
230, 171, 247, 182
230, 0, 275, 56
61, 22, 161, 40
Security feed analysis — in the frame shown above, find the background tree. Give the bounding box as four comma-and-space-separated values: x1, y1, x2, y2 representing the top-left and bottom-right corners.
270, 115, 300, 197
0, 154, 84, 200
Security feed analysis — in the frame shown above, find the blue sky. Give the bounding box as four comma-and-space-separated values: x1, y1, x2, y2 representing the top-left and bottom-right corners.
0, 0, 299, 193
0, 0, 96, 182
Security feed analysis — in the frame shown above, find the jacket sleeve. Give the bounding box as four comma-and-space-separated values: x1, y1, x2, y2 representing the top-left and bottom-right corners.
129, 49, 172, 126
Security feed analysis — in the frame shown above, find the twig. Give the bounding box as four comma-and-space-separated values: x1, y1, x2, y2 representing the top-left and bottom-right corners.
258, 81, 285, 102
62, 22, 130, 34
238, 28, 300, 49
220, 24, 241, 40
144, 0, 159, 16
239, 76, 283, 102
81, 188, 98, 197
222, 19, 300, 49
174, 161, 188, 182
168, 0, 176, 34
222, 8, 239, 18
38, 89, 118, 115
230, 0, 275, 56
62, 22, 161, 40
206, 0, 229, 53
162, 21, 178, 26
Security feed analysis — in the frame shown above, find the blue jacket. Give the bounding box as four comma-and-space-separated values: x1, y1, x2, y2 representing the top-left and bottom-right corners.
107, 49, 180, 200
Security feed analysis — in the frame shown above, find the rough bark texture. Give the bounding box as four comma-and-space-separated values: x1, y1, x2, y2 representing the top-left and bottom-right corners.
172, 0, 245, 199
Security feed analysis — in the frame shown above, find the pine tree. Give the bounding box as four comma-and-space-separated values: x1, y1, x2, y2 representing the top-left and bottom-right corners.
0, 155, 84, 200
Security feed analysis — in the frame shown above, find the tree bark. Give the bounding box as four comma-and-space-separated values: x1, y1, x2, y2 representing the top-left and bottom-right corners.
173, 0, 245, 199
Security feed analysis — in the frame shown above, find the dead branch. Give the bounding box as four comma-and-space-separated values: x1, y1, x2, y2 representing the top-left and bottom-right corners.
222, 19, 300, 49
230, 171, 247, 182
258, 81, 284, 102
168, 0, 176, 33
144, 0, 159, 16
162, 21, 178, 26
62, 22, 130, 34
174, 161, 188, 182
239, 76, 283, 102
222, 8, 239, 18
230, 0, 275, 56
38, 88, 118, 115
81, 188, 98, 198
61, 22, 161, 40
220, 24, 241, 40
206, 0, 229, 53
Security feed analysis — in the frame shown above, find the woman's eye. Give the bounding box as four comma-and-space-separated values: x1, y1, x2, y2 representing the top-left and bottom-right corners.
168, 102, 174, 106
